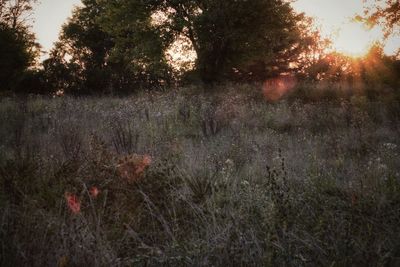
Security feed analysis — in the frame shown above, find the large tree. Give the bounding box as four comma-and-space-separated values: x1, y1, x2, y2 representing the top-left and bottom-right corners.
46, 0, 115, 94
98, 0, 172, 86
0, 23, 32, 90
47, 0, 172, 94
0, 0, 39, 92
99, 0, 305, 83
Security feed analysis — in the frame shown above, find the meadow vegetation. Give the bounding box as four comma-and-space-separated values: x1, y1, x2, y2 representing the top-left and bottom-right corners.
1, 83, 400, 266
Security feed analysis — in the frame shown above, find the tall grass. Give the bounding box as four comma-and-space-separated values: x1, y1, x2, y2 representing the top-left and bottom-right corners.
1, 83, 400, 266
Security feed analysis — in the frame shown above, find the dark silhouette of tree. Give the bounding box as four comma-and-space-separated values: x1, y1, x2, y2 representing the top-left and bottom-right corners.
0, 0, 39, 92
0, 23, 30, 90
0, 0, 37, 29
42, 44, 83, 94
46, 0, 114, 94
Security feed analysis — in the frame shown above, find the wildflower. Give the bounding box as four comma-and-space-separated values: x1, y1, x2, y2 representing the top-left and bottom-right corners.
89, 186, 100, 198
135, 154, 151, 174
142, 154, 152, 165
117, 154, 152, 183
65, 193, 81, 214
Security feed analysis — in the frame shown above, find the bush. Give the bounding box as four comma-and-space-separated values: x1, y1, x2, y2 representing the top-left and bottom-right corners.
14, 70, 52, 95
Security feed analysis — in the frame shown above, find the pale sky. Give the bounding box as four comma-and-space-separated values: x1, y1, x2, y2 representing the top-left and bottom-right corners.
32, 0, 399, 59
33, 0, 81, 57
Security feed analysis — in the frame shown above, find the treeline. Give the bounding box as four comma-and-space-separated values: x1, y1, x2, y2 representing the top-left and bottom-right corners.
1, 0, 400, 96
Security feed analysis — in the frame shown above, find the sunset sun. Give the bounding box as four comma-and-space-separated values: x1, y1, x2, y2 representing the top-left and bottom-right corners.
292, 0, 400, 58
333, 22, 376, 57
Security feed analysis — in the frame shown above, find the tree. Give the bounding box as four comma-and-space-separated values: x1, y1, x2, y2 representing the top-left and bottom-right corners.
99, 0, 305, 84
359, 0, 400, 37
358, 43, 399, 86
288, 17, 333, 81
47, 0, 115, 94
98, 0, 172, 87
0, 0, 39, 92
0, 0, 37, 29
47, 0, 171, 94
42, 44, 83, 94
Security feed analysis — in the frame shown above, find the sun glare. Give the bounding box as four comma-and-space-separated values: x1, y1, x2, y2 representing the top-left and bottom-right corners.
333, 22, 377, 57
292, 0, 400, 58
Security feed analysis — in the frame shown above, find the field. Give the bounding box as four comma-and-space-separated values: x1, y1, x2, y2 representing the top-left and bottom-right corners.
1, 84, 400, 266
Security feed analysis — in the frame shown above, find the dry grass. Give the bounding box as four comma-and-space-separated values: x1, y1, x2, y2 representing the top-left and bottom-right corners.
0, 83, 400, 266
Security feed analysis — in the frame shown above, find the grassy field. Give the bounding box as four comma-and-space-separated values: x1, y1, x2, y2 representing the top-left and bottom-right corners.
1, 84, 400, 266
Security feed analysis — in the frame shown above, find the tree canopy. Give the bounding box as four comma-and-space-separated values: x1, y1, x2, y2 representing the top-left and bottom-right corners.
97, 0, 305, 84
0, 0, 39, 92
44, 0, 115, 94
3, 0, 398, 95
359, 0, 400, 38
46, 0, 172, 94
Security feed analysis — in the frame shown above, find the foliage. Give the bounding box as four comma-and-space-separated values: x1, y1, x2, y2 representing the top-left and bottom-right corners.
96, 0, 306, 84
0, 0, 37, 29
44, 0, 114, 94
38, 0, 400, 94
359, 0, 400, 38
296, 42, 400, 86
0, 0, 39, 92
98, 0, 173, 86
1, 85, 400, 265
14, 69, 52, 94
45, 0, 172, 95
0, 23, 33, 90
291, 17, 333, 81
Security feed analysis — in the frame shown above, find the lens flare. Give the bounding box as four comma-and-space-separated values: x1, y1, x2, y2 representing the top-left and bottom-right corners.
263, 75, 297, 102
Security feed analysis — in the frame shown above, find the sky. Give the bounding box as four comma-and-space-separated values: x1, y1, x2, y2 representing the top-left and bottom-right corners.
32, 0, 81, 57
292, 0, 400, 56
32, 0, 399, 58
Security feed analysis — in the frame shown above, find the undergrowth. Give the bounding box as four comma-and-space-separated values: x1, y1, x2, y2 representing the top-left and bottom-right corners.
0, 84, 400, 266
